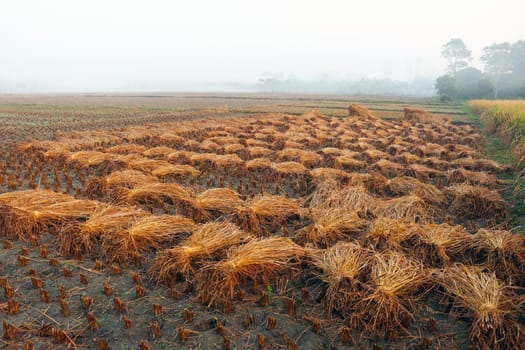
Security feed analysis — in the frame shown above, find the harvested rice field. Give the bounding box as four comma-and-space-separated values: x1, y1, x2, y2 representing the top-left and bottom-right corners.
0, 99, 524, 349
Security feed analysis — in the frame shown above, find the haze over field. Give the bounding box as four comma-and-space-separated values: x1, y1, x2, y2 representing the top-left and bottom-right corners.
1, 0, 524, 93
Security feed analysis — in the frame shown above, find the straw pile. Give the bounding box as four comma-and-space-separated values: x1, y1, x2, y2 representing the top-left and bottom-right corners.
249, 195, 301, 225
356, 252, 428, 338
445, 184, 508, 221
193, 188, 245, 220
101, 215, 197, 265
152, 221, 250, 282
57, 205, 148, 257
296, 208, 367, 248
311, 242, 370, 315
0, 189, 100, 240
438, 266, 523, 349
197, 237, 304, 305
374, 195, 433, 223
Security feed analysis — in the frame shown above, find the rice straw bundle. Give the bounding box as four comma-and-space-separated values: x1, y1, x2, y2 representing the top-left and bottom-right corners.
197, 237, 305, 305
445, 184, 508, 221
310, 168, 349, 183
102, 215, 197, 265
370, 159, 405, 178
152, 221, 250, 282
334, 156, 367, 171
409, 224, 470, 267
223, 143, 245, 154
198, 140, 222, 153
362, 217, 419, 251
152, 164, 201, 179
446, 168, 498, 187
84, 169, 158, 199
271, 161, 310, 176
373, 195, 433, 223
437, 266, 523, 349
129, 158, 174, 173
158, 133, 186, 147
466, 229, 525, 286
276, 148, 322, 167
58, 205, 148, 257
143, 146, 177, 159
123, 182, 195, 214
296, 208, 367, 248
193, 188, 245, 220
106, 144, 146, 155
356, 252, 427, 338
245, 158, 272, 171
387, 176, 445, 207
311, 242, 370, 315
167, 150, 197, 164
363, 149, 389, 163
310, 185, 376, 217
212, 154, 244, 170
249, 195, 301, 224
0, 190, 101, 239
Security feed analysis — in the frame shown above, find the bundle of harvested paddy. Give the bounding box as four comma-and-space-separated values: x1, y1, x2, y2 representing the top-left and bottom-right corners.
58, 205, 148, 257
152, 164, 201, 179
271, 161, 310, 176
361, 217, 419, 251
189, 153, 218, 171
197, 237, 305, 306
347, 172, 389, 196
445, 184, 507, 221
167, 150, 197, 164
311, 242, 370, 315
310, 185, 376, 218
404, 164, 443, 182
403, 107, 450, 125
223, 143, 245, 155
396, 152, 420, 164
245, 158, 272, 172
249, 194, 302, 225
193, 188, 245, 221
373, 195, 433, 224
123, 182, 195, 214
296, 208, 367, 248
276, 148, 322, 168
446, 168, 498, 187
143, 146, 176, 159
387, 176, 445, 207
84, 169, 158, 199
129, 158, 174, 173
152, 221, 250, 282
347, 104, 378, 120
66, 151, 110, 168
333, 156, 367, 171
466, 229, 525, 286
408, 224, 470, 267
437, 266, 523, 349
422, 156, 450, 171
356, 252, 428, 338
452, 157, 505, 172
158, 133, 186, 147
212, 154, 244, 171
101, 215, 197, 265
0, 190, 101, 240
106, 144, 146, 155
198, 140, 222, 153
363, 149, 389, 163
370, 159, 405, 178
310, 168, 349, 183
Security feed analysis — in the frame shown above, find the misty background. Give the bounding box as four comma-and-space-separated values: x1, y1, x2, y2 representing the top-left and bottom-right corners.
1, 0, 524, 95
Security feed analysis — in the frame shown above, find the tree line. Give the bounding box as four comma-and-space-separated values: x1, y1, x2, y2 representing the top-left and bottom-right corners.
436, 38, 525, 100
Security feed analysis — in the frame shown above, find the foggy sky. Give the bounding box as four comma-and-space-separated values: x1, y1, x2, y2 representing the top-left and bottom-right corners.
1, 0, 524, 92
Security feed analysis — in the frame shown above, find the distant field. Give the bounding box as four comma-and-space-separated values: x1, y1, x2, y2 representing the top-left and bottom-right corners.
0, 93, 468, 142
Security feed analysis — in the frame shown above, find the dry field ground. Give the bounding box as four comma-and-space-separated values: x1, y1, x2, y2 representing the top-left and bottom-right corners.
0, 94, 523, 349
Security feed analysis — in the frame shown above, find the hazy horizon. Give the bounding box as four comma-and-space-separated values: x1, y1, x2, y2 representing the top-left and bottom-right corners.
1, 0, 524, 93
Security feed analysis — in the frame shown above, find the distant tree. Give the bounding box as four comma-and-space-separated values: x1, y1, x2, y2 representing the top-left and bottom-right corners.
435, 75, 457, 101
481, 42, 512, 98
455, 67, 484, 99
510, 40, 525, 78
258, 72, 284, 93
441, 38, 472, 77
477, 78, 495, 99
